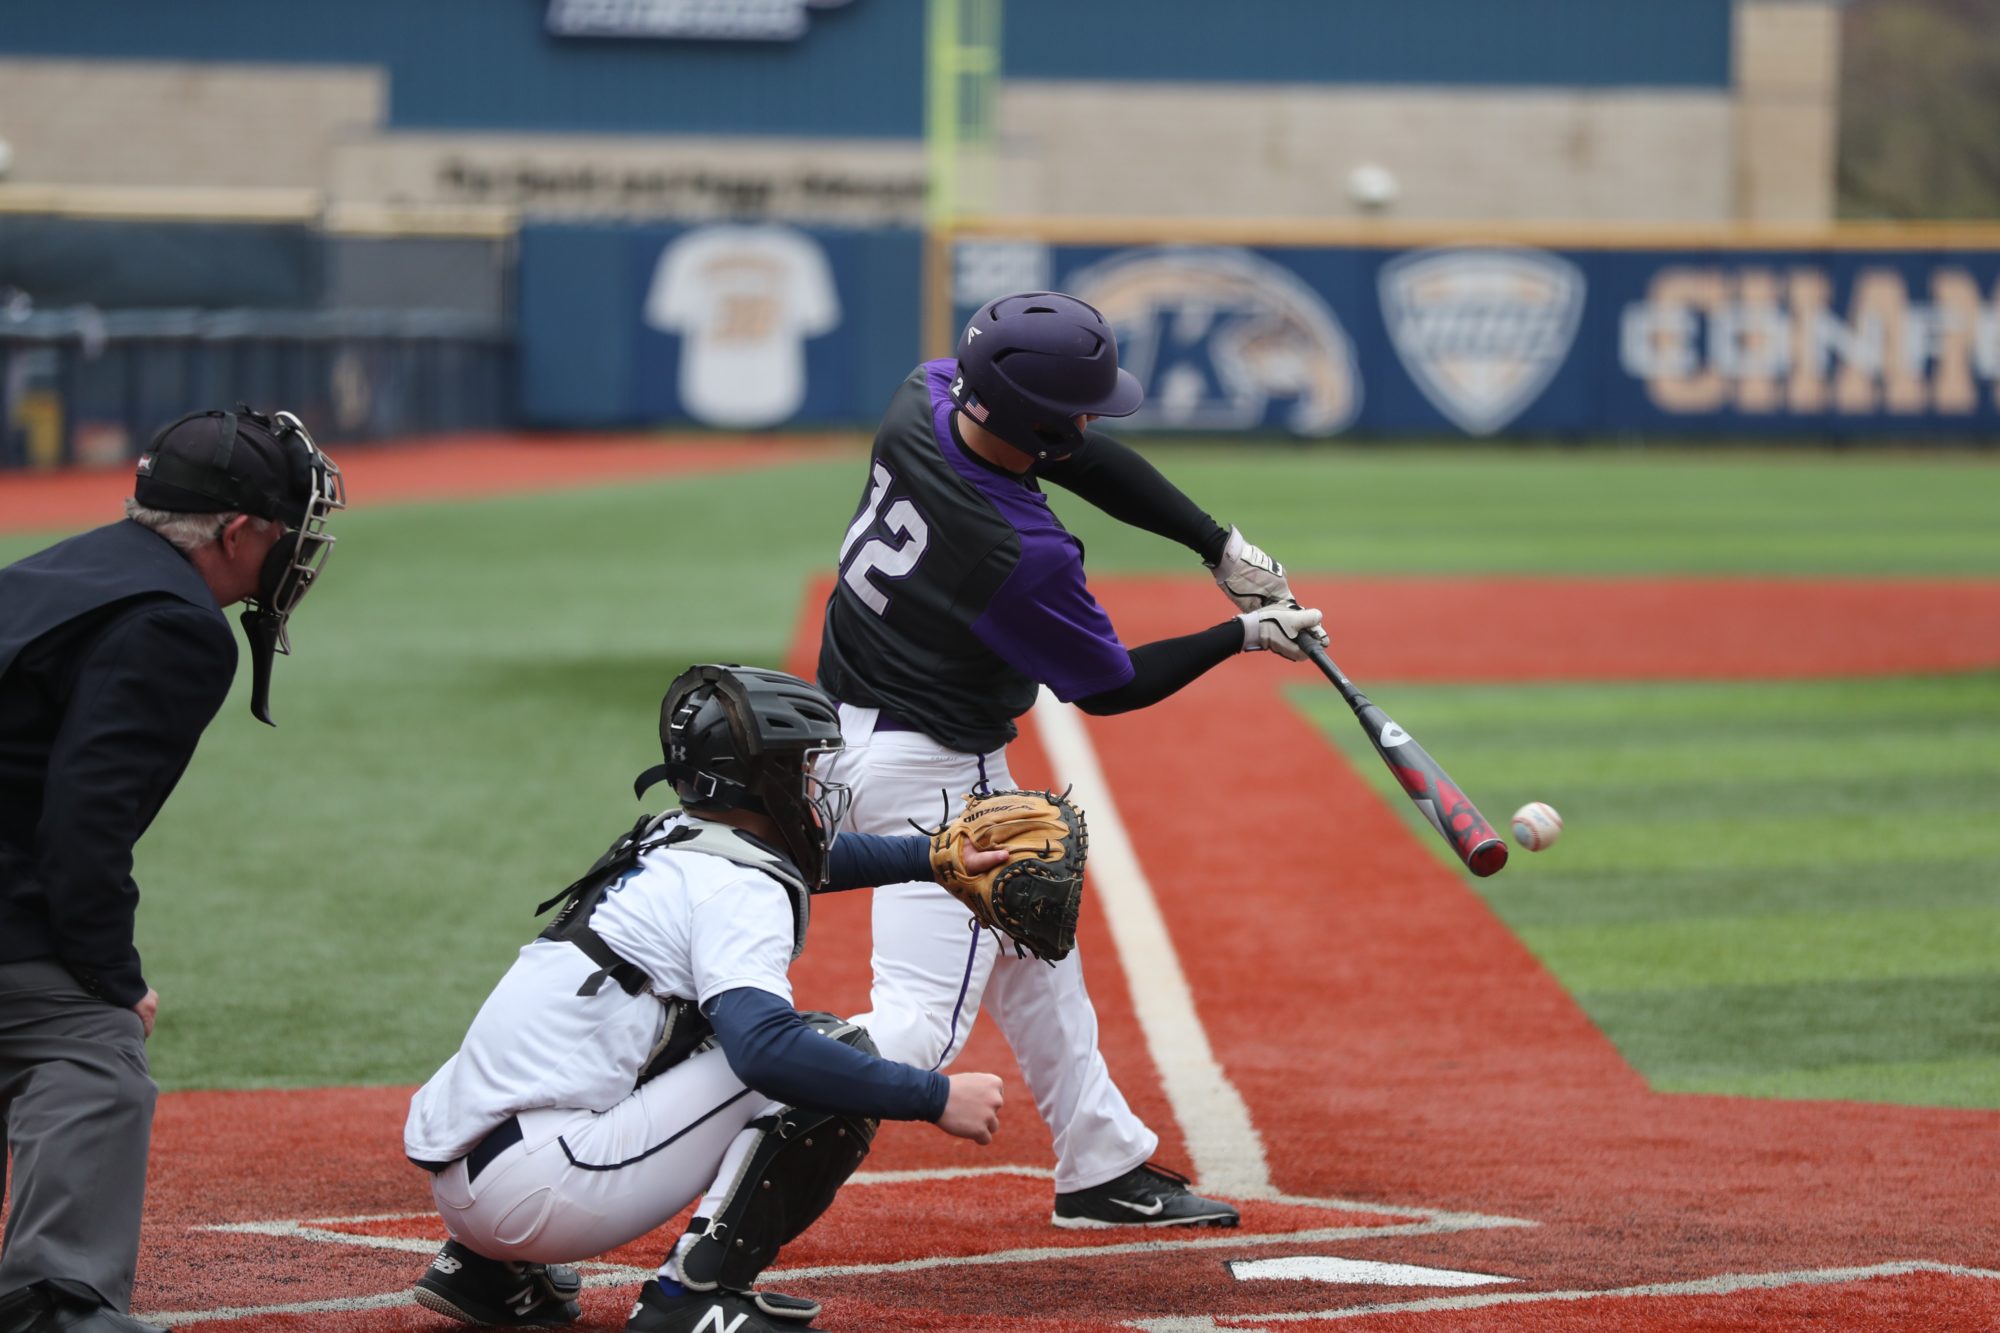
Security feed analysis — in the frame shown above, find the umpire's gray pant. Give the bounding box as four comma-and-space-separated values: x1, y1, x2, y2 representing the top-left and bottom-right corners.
0, 959, 156, 1311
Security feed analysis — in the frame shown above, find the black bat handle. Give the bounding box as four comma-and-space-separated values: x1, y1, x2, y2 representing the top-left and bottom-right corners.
1302, 638, 1372, 715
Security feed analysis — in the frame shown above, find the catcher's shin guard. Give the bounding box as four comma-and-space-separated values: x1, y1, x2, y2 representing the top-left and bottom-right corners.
672, 1015, 879, 1294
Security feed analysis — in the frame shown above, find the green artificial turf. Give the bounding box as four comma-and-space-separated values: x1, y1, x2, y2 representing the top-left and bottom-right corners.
1051, 443, 2000, 575
1296, 671, 2000, 1109
1, 441, 1996, 1094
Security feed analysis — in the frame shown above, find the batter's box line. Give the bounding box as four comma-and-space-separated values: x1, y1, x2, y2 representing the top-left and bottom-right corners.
1124, 1260, 2000, 1329
163, 1170, 1533, 1328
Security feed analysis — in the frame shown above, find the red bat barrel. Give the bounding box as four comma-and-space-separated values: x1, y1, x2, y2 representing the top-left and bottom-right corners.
1302, 641, 1509, 878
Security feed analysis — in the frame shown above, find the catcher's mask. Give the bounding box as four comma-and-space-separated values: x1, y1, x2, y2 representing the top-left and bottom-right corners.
634, 664, 851, 888
135, 406, 346, 726
948, 291, 1144, 461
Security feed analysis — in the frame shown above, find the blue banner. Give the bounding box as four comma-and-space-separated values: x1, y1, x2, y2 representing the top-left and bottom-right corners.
519, 220, 921, 428
950, 239, 2000, 438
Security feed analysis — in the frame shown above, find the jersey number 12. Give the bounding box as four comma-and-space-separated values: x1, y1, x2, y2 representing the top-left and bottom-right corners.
837, 463, 929, 615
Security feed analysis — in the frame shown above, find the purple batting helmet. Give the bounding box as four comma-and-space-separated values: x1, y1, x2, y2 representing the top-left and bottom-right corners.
948, 291, 1144, 459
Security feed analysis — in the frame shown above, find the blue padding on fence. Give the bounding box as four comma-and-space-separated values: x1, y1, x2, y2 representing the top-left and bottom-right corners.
517, 221, 921, 429
949, 240, 2000, 439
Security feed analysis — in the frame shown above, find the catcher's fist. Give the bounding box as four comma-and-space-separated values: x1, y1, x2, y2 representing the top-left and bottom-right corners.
1209, 525, 1295, 612
927, 788, 1088, 962
939, 1072, 1004, 1144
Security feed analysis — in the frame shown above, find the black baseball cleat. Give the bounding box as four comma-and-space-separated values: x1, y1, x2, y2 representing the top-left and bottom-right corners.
413, 1240, 583, 1327
0, 1285, 166, 1333
1052, 1162, 1240, 1229
622, 1283, 824, 1332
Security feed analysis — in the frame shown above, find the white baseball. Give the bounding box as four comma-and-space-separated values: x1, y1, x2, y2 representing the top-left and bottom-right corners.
1510, 802, 1563, 852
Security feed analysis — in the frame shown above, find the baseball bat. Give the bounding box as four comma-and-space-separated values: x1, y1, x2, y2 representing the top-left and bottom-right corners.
1301, 639, 1509, 878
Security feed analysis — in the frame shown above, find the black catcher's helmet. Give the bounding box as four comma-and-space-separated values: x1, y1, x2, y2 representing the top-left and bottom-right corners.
633, 665, 851, 887
134, 406, 345, 726
948, 291, 1144, 460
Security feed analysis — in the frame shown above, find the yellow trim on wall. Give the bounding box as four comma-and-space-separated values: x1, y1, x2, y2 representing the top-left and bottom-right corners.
0, 184, 322, 224
940, 215, 2000, 252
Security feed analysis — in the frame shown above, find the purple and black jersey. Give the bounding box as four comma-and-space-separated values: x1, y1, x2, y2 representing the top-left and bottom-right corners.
818, 361, 1136, 753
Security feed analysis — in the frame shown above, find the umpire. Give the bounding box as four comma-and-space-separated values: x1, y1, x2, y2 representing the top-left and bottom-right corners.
0, 408, 344, 1333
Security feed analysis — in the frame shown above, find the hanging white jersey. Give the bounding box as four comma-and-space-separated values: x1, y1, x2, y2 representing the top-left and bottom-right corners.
644, 223, 839, 428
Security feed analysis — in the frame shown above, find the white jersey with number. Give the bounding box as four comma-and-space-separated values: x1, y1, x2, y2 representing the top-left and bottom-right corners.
403, 814, 796, 1164
643, 223, 840, 428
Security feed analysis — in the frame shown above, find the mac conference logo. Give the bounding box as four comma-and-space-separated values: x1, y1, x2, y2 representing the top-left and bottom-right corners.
1067, 248, 1361, 436
1379, 247, 1585, 436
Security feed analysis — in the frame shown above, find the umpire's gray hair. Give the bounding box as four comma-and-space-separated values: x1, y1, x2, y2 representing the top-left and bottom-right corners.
124, 499, 271, 554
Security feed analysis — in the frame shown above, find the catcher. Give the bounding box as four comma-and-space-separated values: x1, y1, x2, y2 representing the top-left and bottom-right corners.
402, 665, 1080, 1332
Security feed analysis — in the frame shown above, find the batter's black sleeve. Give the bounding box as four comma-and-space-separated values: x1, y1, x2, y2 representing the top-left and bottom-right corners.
36, 603, 235, 1006
1074, 620, 1242, 717
822, 832, 931, 894
1038, 432, 1231, 564
704, 987, 950, 1122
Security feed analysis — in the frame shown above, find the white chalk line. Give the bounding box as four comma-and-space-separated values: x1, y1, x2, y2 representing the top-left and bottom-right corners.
1031, 689, 1274, 1199
1123, 1260, 2000, 1329
156, 1206, 1523, 1327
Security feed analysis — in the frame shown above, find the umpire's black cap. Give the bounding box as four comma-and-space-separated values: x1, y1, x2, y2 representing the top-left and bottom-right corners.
134, 409, 299, 522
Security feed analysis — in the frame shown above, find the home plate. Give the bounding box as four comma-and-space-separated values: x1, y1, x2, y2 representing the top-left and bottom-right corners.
1228, 1257, 1516, 1287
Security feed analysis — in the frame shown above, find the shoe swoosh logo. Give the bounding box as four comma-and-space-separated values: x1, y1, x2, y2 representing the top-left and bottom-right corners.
1111, 1196, 1166, 1216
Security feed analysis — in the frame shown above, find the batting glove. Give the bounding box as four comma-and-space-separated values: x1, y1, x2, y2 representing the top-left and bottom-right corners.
1238, 602, 1326, 661
1209, 525, 1296, 612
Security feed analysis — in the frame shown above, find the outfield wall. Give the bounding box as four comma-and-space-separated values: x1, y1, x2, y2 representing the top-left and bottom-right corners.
512, 220, 2000, 440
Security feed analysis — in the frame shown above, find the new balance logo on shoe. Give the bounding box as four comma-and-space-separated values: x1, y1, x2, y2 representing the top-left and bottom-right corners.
431, 1252, 465, 1275
693, 1307, 751, 1333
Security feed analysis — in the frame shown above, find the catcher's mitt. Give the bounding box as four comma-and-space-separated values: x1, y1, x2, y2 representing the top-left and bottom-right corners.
926, 788, 1088, 963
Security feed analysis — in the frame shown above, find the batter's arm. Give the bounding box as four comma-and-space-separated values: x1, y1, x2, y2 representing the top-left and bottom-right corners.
1037, 431, 1229, 563
1073, 620, 1242, 716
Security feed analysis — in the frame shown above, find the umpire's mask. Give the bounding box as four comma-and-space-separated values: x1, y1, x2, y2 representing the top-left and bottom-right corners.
135, 407, 347, 725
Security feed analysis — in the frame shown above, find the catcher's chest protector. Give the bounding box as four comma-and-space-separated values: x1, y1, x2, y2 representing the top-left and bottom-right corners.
534, 814, 815, 1086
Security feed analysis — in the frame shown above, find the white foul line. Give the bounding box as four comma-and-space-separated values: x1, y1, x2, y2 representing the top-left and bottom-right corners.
1123, 1260, 2000, 1329
1031, 689, 1274, 1199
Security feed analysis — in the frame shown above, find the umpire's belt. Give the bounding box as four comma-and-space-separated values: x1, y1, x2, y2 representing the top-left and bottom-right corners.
408, 1114, 523, 1182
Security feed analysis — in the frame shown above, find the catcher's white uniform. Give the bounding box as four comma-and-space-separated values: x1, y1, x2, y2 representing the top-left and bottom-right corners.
405, 815, 796, 1261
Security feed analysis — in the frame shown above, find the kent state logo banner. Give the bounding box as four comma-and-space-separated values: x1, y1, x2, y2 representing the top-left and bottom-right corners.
948, 239, 2000, 438
1065, 248, 1363, 436
1379, 247, 1586, 436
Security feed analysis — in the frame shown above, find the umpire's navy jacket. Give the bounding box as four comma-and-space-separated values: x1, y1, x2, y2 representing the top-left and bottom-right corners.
0, 520, 236, 1006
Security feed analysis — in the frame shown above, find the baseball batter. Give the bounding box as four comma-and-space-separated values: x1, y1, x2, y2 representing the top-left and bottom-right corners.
816, 291, 1322, 1228
403, 665, 1007, 1332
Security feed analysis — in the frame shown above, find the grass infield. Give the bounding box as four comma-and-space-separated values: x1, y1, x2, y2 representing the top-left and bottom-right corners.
1, 441, 1996, 1096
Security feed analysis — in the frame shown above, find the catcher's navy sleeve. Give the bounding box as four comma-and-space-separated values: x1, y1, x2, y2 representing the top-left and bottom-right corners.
823, 832, 931, 894
703, 987, 950, 1122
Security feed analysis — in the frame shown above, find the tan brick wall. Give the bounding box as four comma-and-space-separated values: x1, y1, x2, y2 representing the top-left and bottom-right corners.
328, 134, 926, 225
1734, 0, 1841, 222
993, 83, 1737, 222
0, 59, 383, 190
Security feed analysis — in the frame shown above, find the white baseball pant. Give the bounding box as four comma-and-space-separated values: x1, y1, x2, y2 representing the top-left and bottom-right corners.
822, 704, 1157, 1193
428, 1046, 782, 1264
